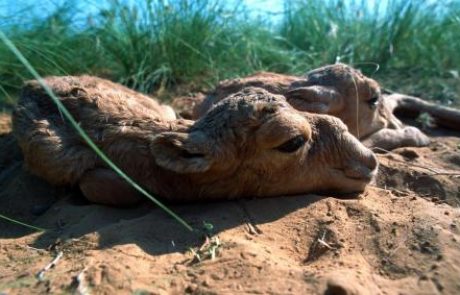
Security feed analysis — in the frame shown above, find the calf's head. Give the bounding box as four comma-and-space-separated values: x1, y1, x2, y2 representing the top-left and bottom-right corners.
286, 63, 397, 139
151, 87, 378, 199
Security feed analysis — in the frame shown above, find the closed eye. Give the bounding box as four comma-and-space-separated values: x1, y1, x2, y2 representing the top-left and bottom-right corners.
181, 150, 205, 158
368, 95, 379, 108
275, 135, 306, 153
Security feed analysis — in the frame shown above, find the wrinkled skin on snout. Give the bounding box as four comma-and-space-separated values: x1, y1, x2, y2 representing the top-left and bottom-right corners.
13, 77, 377, 206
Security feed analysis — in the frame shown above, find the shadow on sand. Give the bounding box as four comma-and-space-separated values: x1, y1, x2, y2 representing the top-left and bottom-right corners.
0, 155, 352, 256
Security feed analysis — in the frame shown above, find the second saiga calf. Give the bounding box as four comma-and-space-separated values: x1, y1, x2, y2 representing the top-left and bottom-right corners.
184, 64, 460, 150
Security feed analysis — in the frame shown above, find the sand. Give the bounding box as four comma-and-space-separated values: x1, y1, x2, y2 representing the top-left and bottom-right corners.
1, 113, 459, 295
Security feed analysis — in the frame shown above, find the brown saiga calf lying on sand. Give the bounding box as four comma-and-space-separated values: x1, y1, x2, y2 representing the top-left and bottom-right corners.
186, 63, 460, 150
13, 76, 377, 206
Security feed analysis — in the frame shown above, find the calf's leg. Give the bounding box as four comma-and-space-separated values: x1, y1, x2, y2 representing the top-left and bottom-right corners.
79, 168, 143, 206
362, 127, 430, 151
387, 93, 460, 130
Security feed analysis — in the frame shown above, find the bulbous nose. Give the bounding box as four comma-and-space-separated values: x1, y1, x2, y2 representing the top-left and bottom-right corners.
344, 148, 378, 181
312, 113, 378, 183
341, 132, 378, 181
362, 150, 378, 171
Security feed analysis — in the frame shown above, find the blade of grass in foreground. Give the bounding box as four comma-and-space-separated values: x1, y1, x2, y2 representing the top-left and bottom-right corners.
0, 213, 45, 232
0, 30, 194, 232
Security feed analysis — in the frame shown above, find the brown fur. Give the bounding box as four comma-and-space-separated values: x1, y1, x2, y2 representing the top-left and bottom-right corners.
194, 72, 299, 118
13, 77, 377, 205
0, 113, 12, 135
185, 64, 434, 150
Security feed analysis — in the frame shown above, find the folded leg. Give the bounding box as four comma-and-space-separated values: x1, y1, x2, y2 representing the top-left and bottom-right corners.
362, 127, 430, 151
79, 168, 143, 206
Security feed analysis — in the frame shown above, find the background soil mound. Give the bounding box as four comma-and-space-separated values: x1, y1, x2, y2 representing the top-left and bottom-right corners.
1, 115, 460, 294
376, 128, 460, 207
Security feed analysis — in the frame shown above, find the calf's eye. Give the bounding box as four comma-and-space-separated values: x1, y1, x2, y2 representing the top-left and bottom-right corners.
275, 135, 306, 153
368, 95, 379, 108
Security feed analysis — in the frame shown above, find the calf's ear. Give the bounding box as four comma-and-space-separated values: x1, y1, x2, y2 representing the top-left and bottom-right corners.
150, 131, 213, 174
285, 85, 344, 114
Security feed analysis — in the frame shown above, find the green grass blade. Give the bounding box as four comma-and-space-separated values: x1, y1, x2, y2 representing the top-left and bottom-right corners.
0, 213, 46, 232
0, 29, 194, 232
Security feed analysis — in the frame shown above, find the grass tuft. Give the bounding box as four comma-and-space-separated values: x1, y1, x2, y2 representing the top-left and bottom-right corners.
0, 0, 458, 108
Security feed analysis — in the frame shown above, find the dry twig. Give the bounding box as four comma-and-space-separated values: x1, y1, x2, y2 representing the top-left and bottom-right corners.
36, 251, 63, 281
75, 268, 90, 295
373, 147, 460, 176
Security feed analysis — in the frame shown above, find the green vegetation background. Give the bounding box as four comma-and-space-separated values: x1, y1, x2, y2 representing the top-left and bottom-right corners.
1, 0, 459, 110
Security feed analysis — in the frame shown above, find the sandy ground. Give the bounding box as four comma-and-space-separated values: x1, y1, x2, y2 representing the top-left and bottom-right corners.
0, 113, 460, 295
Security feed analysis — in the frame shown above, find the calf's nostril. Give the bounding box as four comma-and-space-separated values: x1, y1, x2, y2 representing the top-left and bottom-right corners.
344, 165, 373, 180
343, 152, 378, 181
